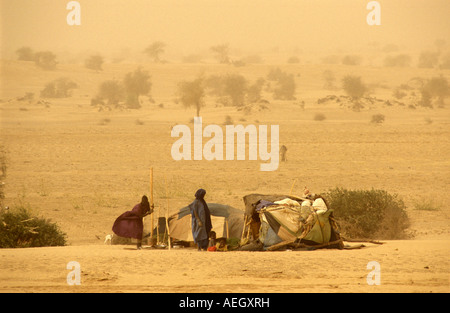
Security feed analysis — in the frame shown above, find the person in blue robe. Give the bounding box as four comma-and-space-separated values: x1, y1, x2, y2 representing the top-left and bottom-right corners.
189, 189, 212, 251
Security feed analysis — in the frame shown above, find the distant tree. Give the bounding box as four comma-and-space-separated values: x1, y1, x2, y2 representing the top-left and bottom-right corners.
210, 44, 230, 64
342, 55, 362, 66
223, 74, 247, 107
123, 68, 152, 109
144, 41, 166, 63
267, 68, 284, 81
85, 55, 104, 71
247, 78, 265, 103
383, 54, 411, 67
34, 51, 57, 70
16, 47, 35, 61
421, 76, 450, 107
267, 68, 296, 100
96, 80, 124, 107
177, 77, 205, 116
418, 51, 439, 68
204, 75, 226, 97
342, 75, 368, 101
274, 74, 296, 100
40, 77, 77, 98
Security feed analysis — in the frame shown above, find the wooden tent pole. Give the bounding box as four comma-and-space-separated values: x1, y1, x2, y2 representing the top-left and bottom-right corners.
241, 215, 248, 242
289, 179, 297, 196
150, 167, 154, 246
157, 205, 160, 244
164, 176, 171, 250
225, 219, 229, 238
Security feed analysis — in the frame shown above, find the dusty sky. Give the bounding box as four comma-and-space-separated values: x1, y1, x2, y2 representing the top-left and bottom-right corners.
1, 0, 449, 57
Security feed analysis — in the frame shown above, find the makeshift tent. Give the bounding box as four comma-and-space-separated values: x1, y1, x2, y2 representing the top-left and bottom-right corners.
166, 203, 244, 243
242, 194, 343, 249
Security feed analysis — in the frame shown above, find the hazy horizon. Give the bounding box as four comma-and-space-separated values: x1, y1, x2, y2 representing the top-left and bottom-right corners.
1, 0, 450, 59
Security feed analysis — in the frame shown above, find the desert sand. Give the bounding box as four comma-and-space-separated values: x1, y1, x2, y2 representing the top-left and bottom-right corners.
1, 57, 449, 293
0, 240, 448, 293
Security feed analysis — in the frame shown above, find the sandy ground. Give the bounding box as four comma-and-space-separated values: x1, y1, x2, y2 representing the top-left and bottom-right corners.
0, 240, 448, 293
1, 60, 449, 293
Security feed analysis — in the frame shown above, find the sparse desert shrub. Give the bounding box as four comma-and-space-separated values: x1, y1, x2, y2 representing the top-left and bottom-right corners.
223, 115, 233, 125
342, 75, 368, 102
424, 117, 433, 125
287, 56, 300, 64
383, 54, 411, 67
325, 187, 409, 239
413, 199, 440, 211
85, 54, 104, 71
204, 75, 226, 97
0, 207, 67, 248
313, 113, 326, 121
267, 68, 284, 81
40, 77, 78, 98
247, 78, 265, 103
95, 80, 125, 107
371, 114, 385, 124
418, 51, 439, 68
392, 88, 407, 99
342, 55, 361, 66
223, 74, 248, 107
231, 59, 246, 67
16, 46, 35, 61
267, 68, 296, 100
421, 76, 450, 107
99, 118, 111, 125
34, 51, 57, 70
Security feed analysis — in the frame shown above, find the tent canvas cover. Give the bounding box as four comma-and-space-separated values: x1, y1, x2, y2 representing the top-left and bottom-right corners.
243, 194, 342, 249
167, 203, 244, 243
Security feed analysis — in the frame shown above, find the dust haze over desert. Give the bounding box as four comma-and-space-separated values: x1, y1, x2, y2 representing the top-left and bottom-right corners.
0, 0, 449, 293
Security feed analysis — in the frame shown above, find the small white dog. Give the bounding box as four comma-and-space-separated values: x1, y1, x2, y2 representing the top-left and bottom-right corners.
104, 234, 113, 245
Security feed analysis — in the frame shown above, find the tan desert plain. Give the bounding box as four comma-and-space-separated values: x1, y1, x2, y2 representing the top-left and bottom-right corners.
0, 0, 449, 293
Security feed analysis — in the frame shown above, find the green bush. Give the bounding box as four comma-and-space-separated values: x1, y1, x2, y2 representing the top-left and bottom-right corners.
0, 207, 67, 248
325, 188, 409, 240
